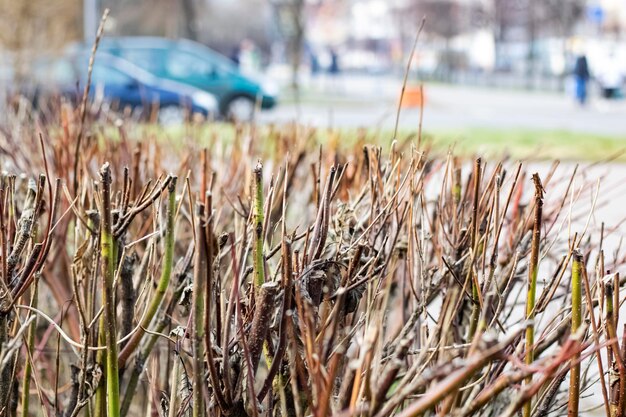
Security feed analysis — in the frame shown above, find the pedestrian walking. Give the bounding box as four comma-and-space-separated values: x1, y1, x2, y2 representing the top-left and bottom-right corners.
573, 54, 590, 106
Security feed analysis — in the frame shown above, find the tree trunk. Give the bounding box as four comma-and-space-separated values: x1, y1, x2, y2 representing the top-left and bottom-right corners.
289, 0, 305, 90
525, 0, 536, 90
181, 0, 197, 41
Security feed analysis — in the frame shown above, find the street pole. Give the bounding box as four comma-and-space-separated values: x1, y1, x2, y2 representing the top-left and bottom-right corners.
84, 0, 98, 43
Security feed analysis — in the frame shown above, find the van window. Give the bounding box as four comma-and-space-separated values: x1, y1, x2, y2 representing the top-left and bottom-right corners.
91, 65, 134, 85
166, 50, 212, 79
119, 49, 165, 76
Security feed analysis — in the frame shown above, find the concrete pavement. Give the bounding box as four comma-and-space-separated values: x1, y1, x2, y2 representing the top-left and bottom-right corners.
259, 76, 626, 136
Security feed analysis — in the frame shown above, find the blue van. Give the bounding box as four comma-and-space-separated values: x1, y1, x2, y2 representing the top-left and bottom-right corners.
96, 37, 278, 120
29, 53, 218, 124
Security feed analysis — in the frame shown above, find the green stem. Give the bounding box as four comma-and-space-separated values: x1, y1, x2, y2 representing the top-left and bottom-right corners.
117, 177, 177, 369
452, 163, 461, 206
120, 317, 167, 416
167, 355, 182, 417
468, 158, 481, 339
94, 319, 106, 417
568, 250, 582, 417
253, 163, 265, 288
192, 203, 207, 417
100, 163, 120, 417
605, 280, 626, 417
524, 173, 543, 417
120, 279, 186, 416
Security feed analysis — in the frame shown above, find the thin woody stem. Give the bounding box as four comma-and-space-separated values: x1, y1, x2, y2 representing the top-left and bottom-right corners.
99, 163, 120, 417
568, 250, 582, 417
524, 173, 543, 417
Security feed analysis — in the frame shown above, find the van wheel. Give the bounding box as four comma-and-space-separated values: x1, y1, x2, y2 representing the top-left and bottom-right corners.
225, 96, 255, 122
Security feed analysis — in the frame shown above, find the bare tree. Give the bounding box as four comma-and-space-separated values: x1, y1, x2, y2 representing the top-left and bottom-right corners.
0, 0, 81, 80
538, 0, 585, 40
540, 0, 585, 86
104, 0, 273, 56
492, 0, 585, 85
398, 0, 487, 80
199, 0, 273, 55
271, 0, 306, 89
492, 0, 525, 70
181, 0, 198, 41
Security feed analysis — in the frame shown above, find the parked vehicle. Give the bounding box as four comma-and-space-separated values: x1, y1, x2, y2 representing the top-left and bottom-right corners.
92, 37, 278, 120
29, 52, 218, 124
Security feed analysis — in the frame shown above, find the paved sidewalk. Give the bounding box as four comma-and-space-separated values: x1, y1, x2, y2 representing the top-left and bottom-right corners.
260, 76, 626, 136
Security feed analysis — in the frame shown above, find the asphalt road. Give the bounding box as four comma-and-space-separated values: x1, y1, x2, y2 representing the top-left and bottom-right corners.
259, 76, 626, 136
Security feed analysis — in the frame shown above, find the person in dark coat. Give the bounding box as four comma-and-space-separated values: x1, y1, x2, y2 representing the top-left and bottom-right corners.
329, 48, 340, 75
230, 45, 241, 67
573, 55, 590, 105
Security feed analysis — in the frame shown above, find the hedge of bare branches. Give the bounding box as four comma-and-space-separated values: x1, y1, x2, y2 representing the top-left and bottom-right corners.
0, 103, 624, 417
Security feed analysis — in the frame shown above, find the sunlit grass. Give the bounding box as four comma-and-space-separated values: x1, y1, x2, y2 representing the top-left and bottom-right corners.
122, 122, 626, 162
426, 128, 626, 161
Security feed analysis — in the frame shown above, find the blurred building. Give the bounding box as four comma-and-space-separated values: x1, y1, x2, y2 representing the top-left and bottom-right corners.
2, 0, 626, 87
303, 0, 493, 74
302, 0, 626, 87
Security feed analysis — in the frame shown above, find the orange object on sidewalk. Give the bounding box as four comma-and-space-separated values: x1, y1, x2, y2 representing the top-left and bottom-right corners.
401, 85, 426, 108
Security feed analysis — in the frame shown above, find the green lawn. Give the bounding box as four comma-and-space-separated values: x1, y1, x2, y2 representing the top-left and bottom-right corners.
313, 126, 626, 162
424, 128, 626, 162
113, 122, 626, 162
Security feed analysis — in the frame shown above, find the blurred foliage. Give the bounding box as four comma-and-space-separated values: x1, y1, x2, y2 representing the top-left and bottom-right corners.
0, 0, 81, 79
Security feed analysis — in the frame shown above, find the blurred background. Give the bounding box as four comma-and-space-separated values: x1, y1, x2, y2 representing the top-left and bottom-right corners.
1, 0, 625, 135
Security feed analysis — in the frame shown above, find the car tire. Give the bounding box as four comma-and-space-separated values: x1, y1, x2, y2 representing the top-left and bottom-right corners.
158, 105, 186, 126
224, 95, 255, 122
